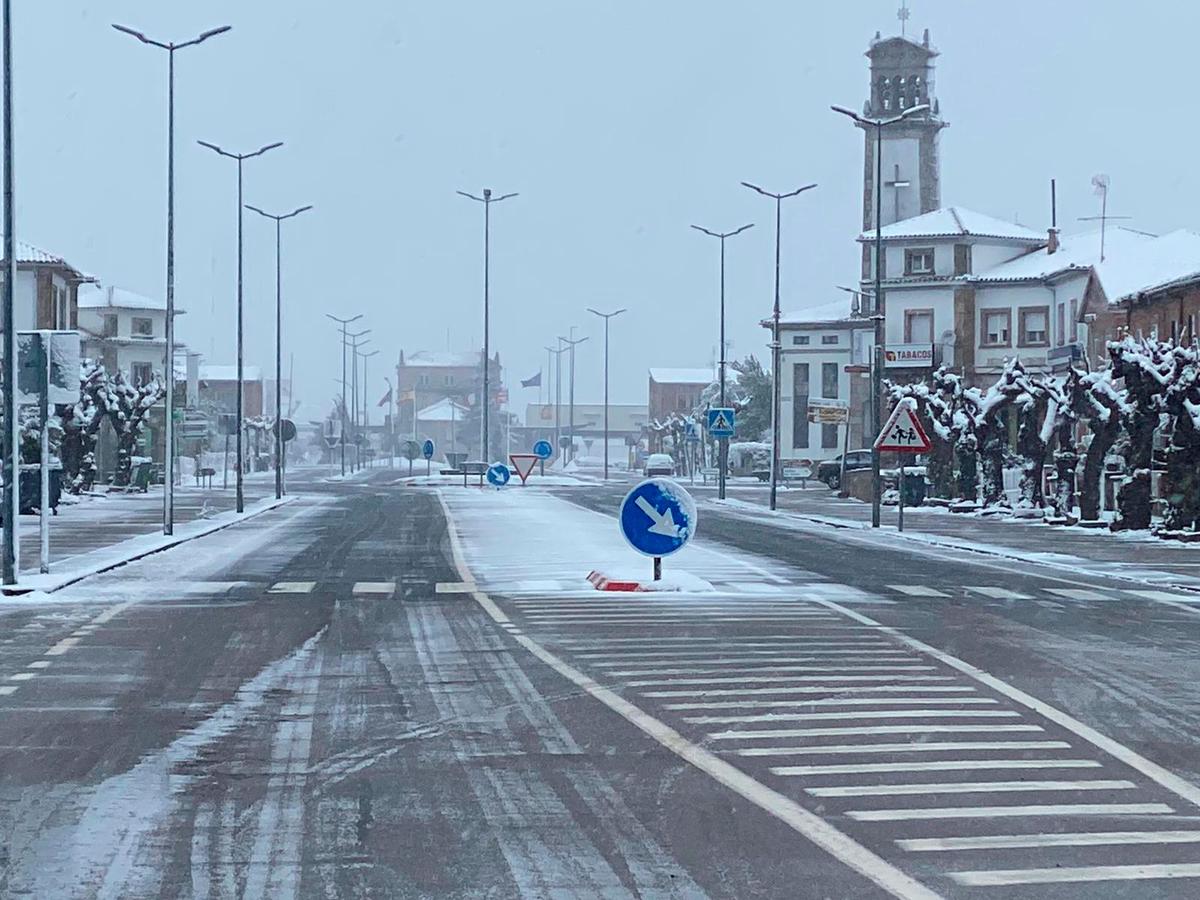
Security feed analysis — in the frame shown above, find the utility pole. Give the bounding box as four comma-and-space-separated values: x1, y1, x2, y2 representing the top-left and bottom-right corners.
198, 139, 284, 513
587, 308, 626, 480
559, 332, 588, 465
246, 204, 312, 499
691, 222, 754, 501
325, 313, 362, 476
546, 343, 567, 466
832, 100, 930, 527
2, 0, 16, 584
347, 330, 370, 472
742, 181, 817, 511
360, 349, 378, 467
112, 22, 230, 533
457, 187, 517, 461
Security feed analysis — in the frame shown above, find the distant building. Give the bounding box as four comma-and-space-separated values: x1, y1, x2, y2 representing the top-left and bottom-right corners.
1, 236, 85, 333
410, 397, 469, 459
394, 350, 503, 458
516, 401, 648, 455
77, 284, 176, 386
647, 368, 716, 422
199, 365, 264, 419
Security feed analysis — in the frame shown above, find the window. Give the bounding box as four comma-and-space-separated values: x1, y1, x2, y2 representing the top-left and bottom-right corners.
1069, 297, 1079, 342
419, 373, 431, 387
131, 317, 153, 338
822, 363, 838, 399
821, 335, 839, 345
55, 286, 68, 329
102, 314, 118, 337
904, 248, 935, 275
1056, 304, 1065, 347
982, 309, 1011, 347
1019, 306, 1050, 346
953, 243, 972, 275
792, 363, 809, 449
792, 335, 810, 346
904, 309, 934, 343
444, 374, 454, 387
131, 362, 153, 386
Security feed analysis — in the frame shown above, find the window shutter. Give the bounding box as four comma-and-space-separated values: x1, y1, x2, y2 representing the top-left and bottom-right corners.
36, 273, 52, 329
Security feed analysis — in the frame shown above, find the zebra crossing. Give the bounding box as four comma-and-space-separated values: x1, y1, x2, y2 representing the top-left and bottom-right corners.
494, 590, 1200, 893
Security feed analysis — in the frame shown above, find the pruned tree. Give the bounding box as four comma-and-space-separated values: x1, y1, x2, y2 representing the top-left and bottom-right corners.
1047, 369, 1080, 519
1069, 367, 1126, 522
964, 359, 1026, 509
1108, 337, 1169, 531
96, 371, 166, 488
1012, 369, 1055, 513
1161, 342, 1200, 532
60, 362, 107, 492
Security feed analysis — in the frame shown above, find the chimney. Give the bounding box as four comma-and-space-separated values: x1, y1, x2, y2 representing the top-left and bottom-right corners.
1047, 228, 1059, 255
923, 28, 930, 48
1047, 178, 1059, 254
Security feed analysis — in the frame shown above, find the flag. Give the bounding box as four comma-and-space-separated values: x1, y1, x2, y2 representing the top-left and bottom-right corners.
521, 370, 541, 388
377, 387, 392, 408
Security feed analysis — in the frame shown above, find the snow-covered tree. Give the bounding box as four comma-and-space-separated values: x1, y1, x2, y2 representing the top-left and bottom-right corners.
96, 371, 166, 488
728, 356, 771, 442
1161, 342, 1200, 532
964, 359, 1026, 509
1012, 369, 1056, 513
60, 362, 107, 492
1069, 367, 1126, 522
1047, 369, 1080, 519
1108, 337, 1169, 531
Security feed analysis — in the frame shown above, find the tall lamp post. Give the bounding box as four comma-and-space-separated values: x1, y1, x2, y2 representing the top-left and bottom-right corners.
741, 181, 817, 511
326, 313, 362, 476
246, 203, 312, 499
831, 101, 929, 527
2, 0, 15, 583
558, 332, 588, 465
198, 139, 283, 513
112, 22, 230, 534
347, 330, 371, 471
545, 342, 567, 466
586, 308, 625, 480
360, 349, 378, 467
457, 188, 517, 461
691, 222, 754, 501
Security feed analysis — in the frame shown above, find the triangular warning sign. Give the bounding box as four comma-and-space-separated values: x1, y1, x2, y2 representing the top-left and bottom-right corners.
711, 411, 732, 431
874, 400, 932, 453
509, 453, 539, 485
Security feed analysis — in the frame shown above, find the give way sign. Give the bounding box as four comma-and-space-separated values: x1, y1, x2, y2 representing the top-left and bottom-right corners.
874, 399, 932, 453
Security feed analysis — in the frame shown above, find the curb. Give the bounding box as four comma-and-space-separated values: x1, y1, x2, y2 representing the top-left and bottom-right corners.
1, 495, 297, 596
586, 570, 646, 592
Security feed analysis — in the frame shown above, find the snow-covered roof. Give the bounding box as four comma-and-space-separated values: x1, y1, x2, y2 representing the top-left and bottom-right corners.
403, 350, 481, 368
78, 283, 168, 312
648, 367, 716, 385
416, 397, 469, 422
0, 235, 83, 271
777, 297, 865, 326
1093, 229, 1200, 304
200, 364, 262, 382
859, 207, 1046, 243
967, 227, 1155, 284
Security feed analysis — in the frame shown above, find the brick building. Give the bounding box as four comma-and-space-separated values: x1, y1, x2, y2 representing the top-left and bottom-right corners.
647, 368, 715, 422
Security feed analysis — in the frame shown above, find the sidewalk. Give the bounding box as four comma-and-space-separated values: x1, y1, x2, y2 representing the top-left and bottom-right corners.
706, 485, 1200, 592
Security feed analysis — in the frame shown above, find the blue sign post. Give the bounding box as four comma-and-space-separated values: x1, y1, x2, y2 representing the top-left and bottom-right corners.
422, 438, 435, 475
533, 438, 553, 476
486, 462, 511, 488
619, 478, 697, 582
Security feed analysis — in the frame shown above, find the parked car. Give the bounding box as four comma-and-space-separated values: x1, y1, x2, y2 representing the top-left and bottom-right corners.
817, 449, 873, 489
644, 453, 675, 477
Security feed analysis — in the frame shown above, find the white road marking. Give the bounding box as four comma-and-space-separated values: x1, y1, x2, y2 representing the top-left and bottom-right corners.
556, 636, 883, 646
630, 674, 955, 688
665, 697, 999, 711
0, 685, 16, 695
899, 830, 1200, 852
578, 648, 903, 659
352, 582, 395, 595
1127, 589, 1200, 603
44, 636, 80, 656
642, 683, 974, 698
809, 779, 1136, 798
594, 656, 920, 668
814, 596, 1200, 812
8, 672, 36, 681
435, 581, 476, 593
686, 709, 1019, 725
437, 490, 943, 900
27, 660, 50, 669
1045, 587, 1115, 602
848, 802, 1173, 822
711, 724, 1044, 741
268, 582, 316, 593
968, 586, 1032, 600
950, 863, 1200, 887
611, 665, 935, 678
739, 740, 1072, 757
775, 758, 1102, 777
889, 585, 949, 597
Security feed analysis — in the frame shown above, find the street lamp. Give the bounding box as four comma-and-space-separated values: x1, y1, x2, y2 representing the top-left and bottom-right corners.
325, 313, 362, 476
111, 22, 230, 534
2, 0, 15, 583
246, 203, 312, 499
691, 222, 754, 501
587, 308, 626, 480
360, 349, 379, 468
545, 342, 568, 465
347, 330, 371, 472
457, 188, 517, 462
831, 101, 929, 528
558, 332, 588, 466
197, 139, 283, 512
741, 181, 817, 512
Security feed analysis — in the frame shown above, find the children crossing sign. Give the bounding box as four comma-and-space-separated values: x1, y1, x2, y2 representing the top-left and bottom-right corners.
874, 399, 932, 453
707, 408, 736, 438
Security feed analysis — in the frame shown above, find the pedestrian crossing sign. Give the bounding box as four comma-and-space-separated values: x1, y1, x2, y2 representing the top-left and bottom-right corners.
874, 399, 932, 453
707, 408, 736, 438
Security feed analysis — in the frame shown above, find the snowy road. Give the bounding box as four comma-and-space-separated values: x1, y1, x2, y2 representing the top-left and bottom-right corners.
2, 472, 1200, 897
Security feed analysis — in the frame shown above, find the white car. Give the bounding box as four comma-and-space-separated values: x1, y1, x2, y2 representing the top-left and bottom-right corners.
644, 453, 675, 477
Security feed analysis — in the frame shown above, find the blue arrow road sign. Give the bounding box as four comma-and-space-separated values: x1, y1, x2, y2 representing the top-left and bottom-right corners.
533, 439, 554, 460
421, 439, 435, 460
707, 408, 736, 438
486, 462, 511, 487
619, 478, 697, 558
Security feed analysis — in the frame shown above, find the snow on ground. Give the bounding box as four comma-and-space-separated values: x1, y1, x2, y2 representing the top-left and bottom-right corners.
439, 484, 807, 598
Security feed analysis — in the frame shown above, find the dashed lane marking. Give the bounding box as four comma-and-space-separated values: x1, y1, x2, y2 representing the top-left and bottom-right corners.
8, 673, 36, 681
888, 585, 949, 598
352, 582, 395, 595
435, 581, 476, 594
44, 637, 80, 656
847, 802, 1173, 822
1045, 587, 1115, 602
0, 685, 16, 695
268, 582, 316, 594
968, 586, 1032, 600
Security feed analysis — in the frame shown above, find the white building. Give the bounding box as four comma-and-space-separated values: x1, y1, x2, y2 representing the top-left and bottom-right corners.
77, 284, 173, 385
2, 237, 84, 332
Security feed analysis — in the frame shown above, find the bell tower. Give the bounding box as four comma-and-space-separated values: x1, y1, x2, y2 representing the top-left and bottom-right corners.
860, 23, 947, 231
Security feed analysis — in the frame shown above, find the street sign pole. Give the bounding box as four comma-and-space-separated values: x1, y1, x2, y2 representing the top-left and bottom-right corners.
899, 462, 905, 532
653, 556, 661, 582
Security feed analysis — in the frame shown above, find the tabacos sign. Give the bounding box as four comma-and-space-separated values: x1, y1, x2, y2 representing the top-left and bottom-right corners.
884, 343, 934, 368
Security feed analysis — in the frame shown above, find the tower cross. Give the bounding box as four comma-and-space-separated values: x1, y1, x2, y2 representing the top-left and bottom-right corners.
884, 163, 911, 225
898, 0, 911, 37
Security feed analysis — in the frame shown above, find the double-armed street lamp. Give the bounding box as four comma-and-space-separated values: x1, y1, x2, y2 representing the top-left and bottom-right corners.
457, 188, 517, 462
741, 181, 817, 512
111, 22, 231, 534
586, 308, 626, 480
360, 349, 379, 466
246, 204, 311, 498
326, 314, 362, 476
197, 139, 283, 512
691, 222, 754, 500
831, 101, 929, 528
347, 330, 371, 471
558, 332, 588, 466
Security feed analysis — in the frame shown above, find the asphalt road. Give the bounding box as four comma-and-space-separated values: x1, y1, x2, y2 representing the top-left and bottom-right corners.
1, 472, 1199, 898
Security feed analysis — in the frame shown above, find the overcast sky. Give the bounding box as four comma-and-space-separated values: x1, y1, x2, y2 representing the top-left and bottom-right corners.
19, 1, 1200, 420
